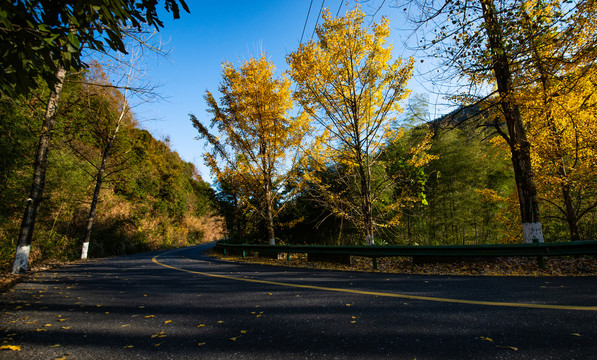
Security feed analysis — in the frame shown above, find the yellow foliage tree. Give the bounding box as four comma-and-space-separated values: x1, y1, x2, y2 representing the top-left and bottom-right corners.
524, 71, 597, 241
409, 0, 597, 243
287, 8, 431, 245
514, 0, 597, 240
191, 54, 310, 244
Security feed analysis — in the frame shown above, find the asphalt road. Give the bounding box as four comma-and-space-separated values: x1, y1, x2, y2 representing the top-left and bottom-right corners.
1, 243, 596, 359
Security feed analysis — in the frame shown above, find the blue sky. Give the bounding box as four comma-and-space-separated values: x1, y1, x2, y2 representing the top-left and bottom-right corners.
132, 1, 438, 183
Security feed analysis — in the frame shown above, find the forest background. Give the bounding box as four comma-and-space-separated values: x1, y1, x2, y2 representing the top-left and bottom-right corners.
1, 0, 597, 272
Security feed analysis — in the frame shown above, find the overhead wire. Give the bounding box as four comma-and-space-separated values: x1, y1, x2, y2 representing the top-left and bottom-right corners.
300, 0, 315, 44
310, 0, 326, 41
336, 0, 344, 17
302, 0, 343, 45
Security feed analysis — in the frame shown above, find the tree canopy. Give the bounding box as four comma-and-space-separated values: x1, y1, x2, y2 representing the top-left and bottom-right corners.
0, 0, 189, 97
287, 8, 432, 245
192, 55, 310, 244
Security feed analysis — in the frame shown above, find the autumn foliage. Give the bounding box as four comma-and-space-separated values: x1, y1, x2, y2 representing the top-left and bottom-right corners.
192, 55, 309, 245
195, 4, 597, 246
3, 2, 597, 272
287, 8, 432, 245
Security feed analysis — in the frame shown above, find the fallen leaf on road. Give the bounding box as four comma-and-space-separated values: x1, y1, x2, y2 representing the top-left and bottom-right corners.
480, 337, 493, 342
151, 330, 166, 339
36, 328, 47, 332
144, 315, 155, 318
240, 330, 248, 334
50, 344, 61, 348
121, 324, 130, 327
197, 342, 206, 346
217, 320, 224, 324
164, 320, 172, 324
0, 345, 21, 351
61, 326, 71, 330
496, 345, 518, 351
197, 324, 205, 328
571, 333, 581, 337
229, 336, 240, 341
123, 345, 134, 349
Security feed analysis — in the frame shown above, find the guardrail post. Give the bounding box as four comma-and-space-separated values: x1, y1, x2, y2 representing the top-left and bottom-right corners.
372, 257, 378, 270
538, 256, 545, 270
242, 250, 246, 259
287, 252, 291, 261
223, 248, 227, 255
533, 239, 546, 270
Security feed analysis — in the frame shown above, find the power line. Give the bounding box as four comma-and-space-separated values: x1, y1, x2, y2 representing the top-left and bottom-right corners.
310, 0, 326, 41
335, 0, 344, 17
300, 0, 314, 44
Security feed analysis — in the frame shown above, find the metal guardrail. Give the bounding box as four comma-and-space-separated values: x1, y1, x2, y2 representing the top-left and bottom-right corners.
215, 240, 597, 269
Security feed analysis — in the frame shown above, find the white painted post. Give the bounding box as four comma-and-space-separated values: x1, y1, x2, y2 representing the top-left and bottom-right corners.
522, 222, 544, 243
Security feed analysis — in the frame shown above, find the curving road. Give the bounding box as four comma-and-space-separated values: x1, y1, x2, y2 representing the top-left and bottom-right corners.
1, 243, 596, 359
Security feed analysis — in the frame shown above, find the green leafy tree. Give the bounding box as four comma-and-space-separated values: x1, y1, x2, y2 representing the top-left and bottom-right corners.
7, 0, 189, 273
0, 0, 189, 97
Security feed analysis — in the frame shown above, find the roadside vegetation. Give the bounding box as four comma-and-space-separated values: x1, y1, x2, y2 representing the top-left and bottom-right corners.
212, 251, 597, 277
1, 1, 596, 275
203, 3, 597, 247
0, 68, 223, 271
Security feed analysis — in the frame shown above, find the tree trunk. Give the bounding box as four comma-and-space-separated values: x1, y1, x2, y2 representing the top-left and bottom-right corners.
480, 0, 543, 243
266, 179, 276, 245
561, 179, 580, 241
12, 66, 67, 274
266, 193, 275, 246
81, 100, 124, 259
80, 156, 105, 260
361, 185, 374, 245
358, 161, 374, 245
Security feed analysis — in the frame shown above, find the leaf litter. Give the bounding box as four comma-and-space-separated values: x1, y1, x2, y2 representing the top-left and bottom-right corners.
213, 251, 597, 277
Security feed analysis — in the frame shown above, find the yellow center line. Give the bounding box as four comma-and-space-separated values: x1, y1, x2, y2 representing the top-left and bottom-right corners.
152, 251, 597, 312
